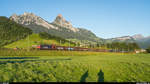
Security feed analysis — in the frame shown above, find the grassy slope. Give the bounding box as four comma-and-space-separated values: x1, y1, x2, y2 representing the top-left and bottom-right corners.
4, 34, 75, 49
0, 50, 149, 82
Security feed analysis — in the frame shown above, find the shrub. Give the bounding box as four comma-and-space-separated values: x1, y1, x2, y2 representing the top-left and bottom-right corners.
146, 46, 150, 53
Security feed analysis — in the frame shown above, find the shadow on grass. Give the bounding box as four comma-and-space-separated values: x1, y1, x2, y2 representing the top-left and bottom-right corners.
80, 70, 89, 82
97, 69, 104, 82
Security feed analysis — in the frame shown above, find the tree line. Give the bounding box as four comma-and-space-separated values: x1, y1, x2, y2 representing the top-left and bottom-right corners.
80, 41, 140, 52
105, 42, 140, 52
39, 32, 76, 45
0, 16, 32, 47
146, 46, 150, 53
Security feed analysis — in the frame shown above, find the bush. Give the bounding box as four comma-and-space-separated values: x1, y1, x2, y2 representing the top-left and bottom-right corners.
146, 47, 150, 53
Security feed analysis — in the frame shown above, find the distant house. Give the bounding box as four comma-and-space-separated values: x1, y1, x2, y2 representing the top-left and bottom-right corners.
135, 49, 146, 53
32, 45, 38, 48
13, 48, 17, 50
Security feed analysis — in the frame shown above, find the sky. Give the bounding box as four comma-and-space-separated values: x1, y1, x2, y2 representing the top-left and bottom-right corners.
0, 0, 150, 39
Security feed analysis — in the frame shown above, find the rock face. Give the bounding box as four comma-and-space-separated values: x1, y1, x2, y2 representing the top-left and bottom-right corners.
116, 36, 134, 41
52, 14, 79, 32
108, 36, 134, 42
53, 14, 72, 27
10, 13, 79, 32
10, 12, 57, 29
108, 34, 144, 41
132, 34, 144, 40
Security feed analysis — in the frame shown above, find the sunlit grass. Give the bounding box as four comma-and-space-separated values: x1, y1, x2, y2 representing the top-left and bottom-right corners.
0, 50, 149, 82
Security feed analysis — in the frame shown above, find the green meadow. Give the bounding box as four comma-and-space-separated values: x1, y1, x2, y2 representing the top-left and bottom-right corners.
0, 50, 150, 82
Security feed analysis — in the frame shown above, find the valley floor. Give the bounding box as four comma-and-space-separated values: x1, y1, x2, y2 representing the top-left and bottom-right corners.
0, 50, 150, 82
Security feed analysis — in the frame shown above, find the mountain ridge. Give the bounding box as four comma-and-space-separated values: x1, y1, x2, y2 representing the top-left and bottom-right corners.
9, 12, 103, 43
10, 12, 58, 30
106, 34, 150, 49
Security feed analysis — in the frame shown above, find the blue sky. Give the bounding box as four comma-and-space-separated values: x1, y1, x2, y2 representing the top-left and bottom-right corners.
0, 0, 150, 38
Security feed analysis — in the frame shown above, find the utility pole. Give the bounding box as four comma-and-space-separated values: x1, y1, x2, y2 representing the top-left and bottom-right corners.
128, 44, 129, 52
75, 42, 77, 47
69, 39, 70, 51
60, 40, 61, 45
28, 33, 30, 52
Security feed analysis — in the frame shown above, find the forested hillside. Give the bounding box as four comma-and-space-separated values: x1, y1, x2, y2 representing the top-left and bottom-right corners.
0, 16, 32, 47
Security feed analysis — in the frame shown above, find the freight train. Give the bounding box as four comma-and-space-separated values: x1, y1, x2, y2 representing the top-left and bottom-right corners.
35, 44, 109, 52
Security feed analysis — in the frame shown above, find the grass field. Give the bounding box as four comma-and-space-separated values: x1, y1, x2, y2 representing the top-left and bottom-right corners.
0, 50, 149, 82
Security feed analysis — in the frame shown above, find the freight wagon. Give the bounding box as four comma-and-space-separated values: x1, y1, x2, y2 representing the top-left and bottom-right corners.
36, 44, 110, 52
57, 46, 75, 51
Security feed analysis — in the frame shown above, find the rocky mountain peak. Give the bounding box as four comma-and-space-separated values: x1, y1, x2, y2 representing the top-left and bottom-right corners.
10, 12, 57, 29
53, 14, 79, 32
116, 36, 134, 41
108, 34, 145, 42
10, 12, 79, 32
53, 14, 67, 25
22, 12, 36, 17
147, 36, 150, 38
11, 13, 17, 17
57, 14, 63, 18
132, 34, 144, 40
